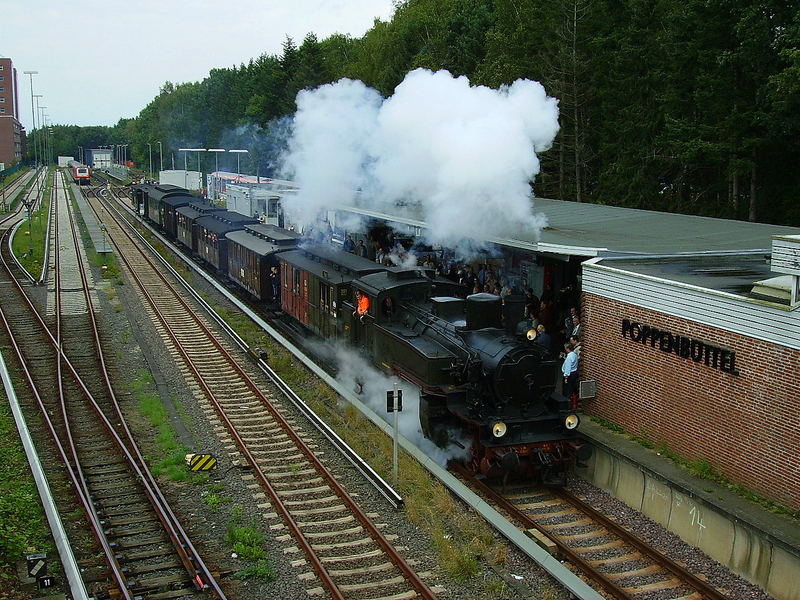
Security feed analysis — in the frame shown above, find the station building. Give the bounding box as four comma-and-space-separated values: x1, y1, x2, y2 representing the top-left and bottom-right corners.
209, 171, 297, 225
581, 236, 800, 511
87, 148, 113, 169
0, 57, 25, 168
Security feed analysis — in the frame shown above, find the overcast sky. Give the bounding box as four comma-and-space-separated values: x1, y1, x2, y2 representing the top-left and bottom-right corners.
2, 0, 395, 130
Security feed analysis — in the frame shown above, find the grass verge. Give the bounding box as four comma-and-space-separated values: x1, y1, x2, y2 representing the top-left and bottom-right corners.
0, 377, 54, 598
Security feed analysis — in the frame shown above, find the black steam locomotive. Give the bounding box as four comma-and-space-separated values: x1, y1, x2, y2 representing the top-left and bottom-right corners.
279, 245, 588, 482
131, 184, 589, 483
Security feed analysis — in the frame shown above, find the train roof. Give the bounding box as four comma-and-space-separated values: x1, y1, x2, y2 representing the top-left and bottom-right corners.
353, 267, 433, 295
280, 246, 385, 284
161, 194, 195, 208
144, 184, 189, 202
187, 201, 224, 214
244, 223, 302, 246
176, 204, 213, 220
292, 244, 386, 276
227, 229, 297, 257
213, 210, 260, 226
194, 215, 246, 235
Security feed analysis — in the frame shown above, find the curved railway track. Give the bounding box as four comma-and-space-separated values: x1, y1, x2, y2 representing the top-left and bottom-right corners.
0, 172, 226, 600
87, 187, 441, 600
452, 463, 733, 600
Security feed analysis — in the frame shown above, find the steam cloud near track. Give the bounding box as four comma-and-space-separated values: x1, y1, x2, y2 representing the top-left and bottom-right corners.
280, 69, 559, 248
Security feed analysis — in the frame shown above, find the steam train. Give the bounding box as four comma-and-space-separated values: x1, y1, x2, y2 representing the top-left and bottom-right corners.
130, 183, 589, 483
68, 160, 92, 185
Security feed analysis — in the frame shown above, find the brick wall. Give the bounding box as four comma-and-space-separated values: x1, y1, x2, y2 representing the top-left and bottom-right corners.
581, 291, 800, 511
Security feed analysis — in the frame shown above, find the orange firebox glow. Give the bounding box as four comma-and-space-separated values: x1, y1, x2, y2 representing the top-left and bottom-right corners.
357, 293, 370, 316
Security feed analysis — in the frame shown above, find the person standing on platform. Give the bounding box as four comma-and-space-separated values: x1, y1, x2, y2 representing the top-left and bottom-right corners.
562, 342, 578, 400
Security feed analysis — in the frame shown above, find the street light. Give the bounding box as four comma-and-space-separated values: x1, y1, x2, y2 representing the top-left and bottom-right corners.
208, 149, 225, 200
40, 112, 49, 166
208, 149, 225, 173
179, 148, 206, 192
157, 141, 163, 172
229, 149, 248, 181
33, 95, 42, 171
147, 142, 152, 180
23, 71, 37, 169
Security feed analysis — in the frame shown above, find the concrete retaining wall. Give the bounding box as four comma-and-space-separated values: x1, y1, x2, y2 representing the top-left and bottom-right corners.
579, 445, 800, 600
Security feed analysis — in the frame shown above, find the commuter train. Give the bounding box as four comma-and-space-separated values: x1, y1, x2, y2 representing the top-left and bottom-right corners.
68, 160, 92, 185
130, 183, 589, 483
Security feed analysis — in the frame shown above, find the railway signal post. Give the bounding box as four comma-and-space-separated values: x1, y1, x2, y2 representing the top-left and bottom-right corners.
387, 382, 403, 486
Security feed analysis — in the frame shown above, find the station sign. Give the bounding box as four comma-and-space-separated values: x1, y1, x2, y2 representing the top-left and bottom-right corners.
621, 318, 739, 375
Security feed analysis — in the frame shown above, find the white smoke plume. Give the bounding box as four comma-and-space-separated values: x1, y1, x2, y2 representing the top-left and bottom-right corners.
280, 68, 559, 248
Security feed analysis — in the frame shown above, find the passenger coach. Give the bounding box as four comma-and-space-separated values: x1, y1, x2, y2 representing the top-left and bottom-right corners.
279, 245, 384, 339
194, 211, 259, 273
227, 224, 301, 300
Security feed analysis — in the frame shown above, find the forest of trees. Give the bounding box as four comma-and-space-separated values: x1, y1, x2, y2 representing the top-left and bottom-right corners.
33, 0, 800, 225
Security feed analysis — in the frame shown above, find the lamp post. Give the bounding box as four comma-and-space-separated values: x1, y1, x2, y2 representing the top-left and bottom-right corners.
39, 108, 47, 166
208, 149, 225, 200
23, 71, 37, 168
147, 142, 153, 180
179, 148, 206, 192
157, 140, 163, 172
179, 148, 189, 171
41, 113, 49, 166
33, 95, 42, 170
229, 149, 248, 182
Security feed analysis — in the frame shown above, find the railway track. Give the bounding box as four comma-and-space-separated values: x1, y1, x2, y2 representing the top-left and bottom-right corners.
451, 463, 733, 600
87, 187, 441, 600
0, 172, 226, 600
0, 166, 41, 205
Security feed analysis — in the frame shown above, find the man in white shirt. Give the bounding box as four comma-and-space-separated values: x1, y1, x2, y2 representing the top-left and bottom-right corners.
562, 342, 578, 399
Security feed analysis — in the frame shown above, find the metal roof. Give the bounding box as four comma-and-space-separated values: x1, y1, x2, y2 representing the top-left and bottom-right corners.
195, 215, 242, 235
597, 252, 774, 297
332, 196, 800, 257
244, 223, 302, 245
227, 229, 296, 257
162, 194, 194, 208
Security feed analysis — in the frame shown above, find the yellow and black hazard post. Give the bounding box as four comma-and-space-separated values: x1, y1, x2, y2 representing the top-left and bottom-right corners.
185, 453, 218, 471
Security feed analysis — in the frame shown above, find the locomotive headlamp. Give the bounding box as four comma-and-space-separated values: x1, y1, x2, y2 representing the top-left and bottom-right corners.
564, 414, 580, 430
492, 422, 507, 438
526, 328, 538, 341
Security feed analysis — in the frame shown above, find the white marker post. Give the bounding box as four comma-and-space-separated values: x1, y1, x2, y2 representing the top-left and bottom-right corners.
387, 381, 403, 487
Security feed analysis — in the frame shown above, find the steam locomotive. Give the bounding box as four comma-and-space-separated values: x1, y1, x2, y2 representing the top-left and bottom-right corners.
130, 183, 589, 483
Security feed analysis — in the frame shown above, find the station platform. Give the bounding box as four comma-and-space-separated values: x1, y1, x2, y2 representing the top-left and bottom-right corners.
578, 418, 800, 599
69, 182, 112, 255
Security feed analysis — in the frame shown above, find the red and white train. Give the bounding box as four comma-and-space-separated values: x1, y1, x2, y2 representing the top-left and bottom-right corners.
68, 160, 92, 185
